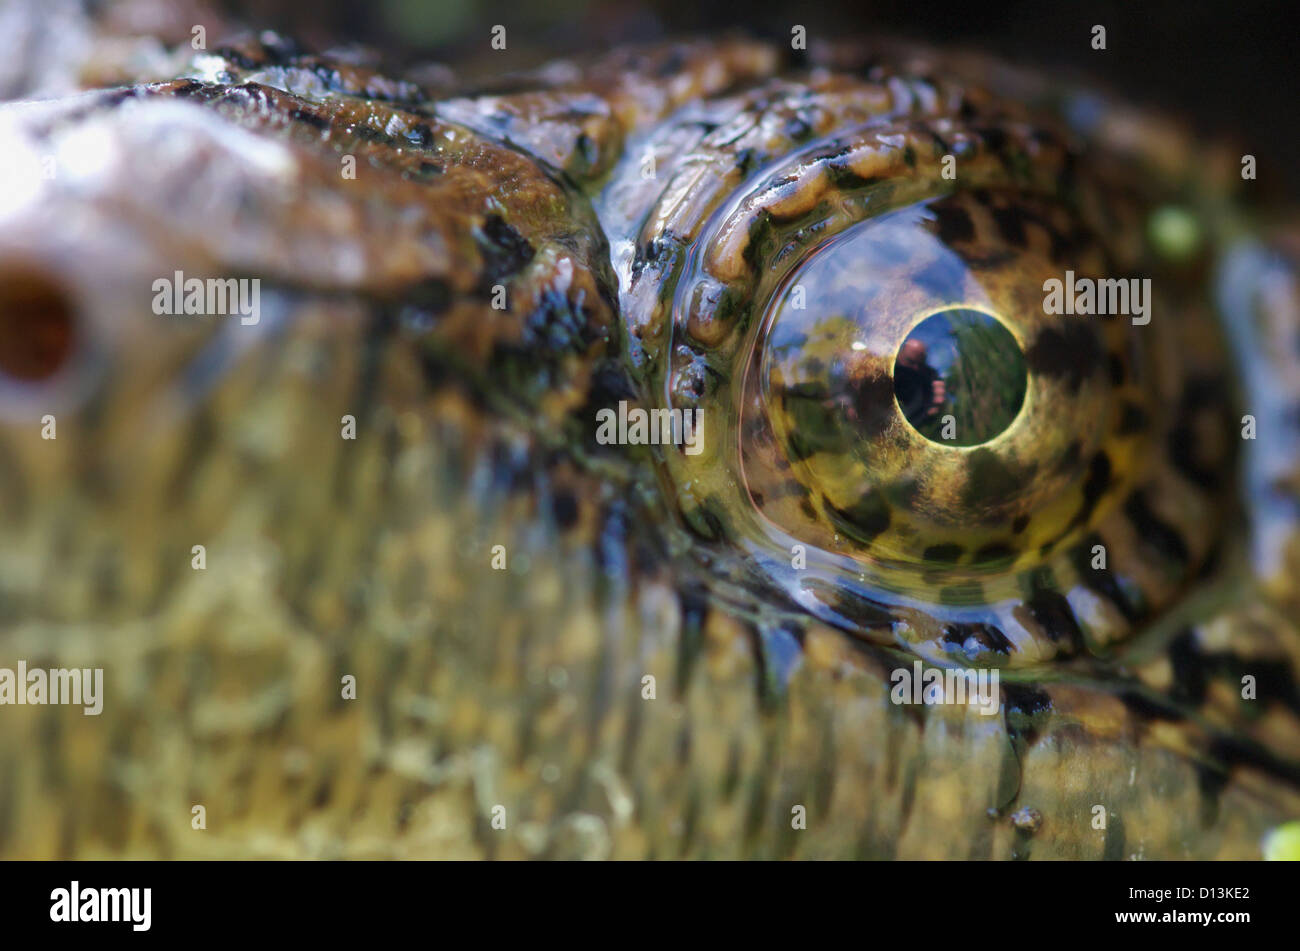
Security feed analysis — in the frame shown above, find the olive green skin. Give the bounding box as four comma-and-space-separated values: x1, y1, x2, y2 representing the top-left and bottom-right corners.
1, 13, 1299, 859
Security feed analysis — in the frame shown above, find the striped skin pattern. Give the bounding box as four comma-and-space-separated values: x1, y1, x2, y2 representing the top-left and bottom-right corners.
0, 20, 1299, 858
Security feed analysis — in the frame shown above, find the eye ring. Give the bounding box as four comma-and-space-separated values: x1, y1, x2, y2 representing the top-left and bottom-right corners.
615, 90, 1237, 669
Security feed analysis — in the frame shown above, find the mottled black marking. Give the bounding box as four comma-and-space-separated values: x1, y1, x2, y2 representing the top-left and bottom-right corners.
1047, 224, 1089, 264
1071, 451, 1112, 527
683, 495, 730, 541
972, 542, 1015, 564
975, 125, 1009, 153
475, 214, 536, 286
1070, 532, 1140, 622
588, 357, 638, 404
1169, 629, 1300, 719
848, 373, 897, 440
884, 477, 923, 510
1117, 402, 1149, 435
990, 203, 1029, 248
962, 448, 1031, 514
1024, 577, 1085, 653
826, 163, 878, 191
929, 201, 976, 244
1124, 491, 1190, 567
1166, 377, 1233, 490
923, 543, 963, 563
1025, 323, 1102, 394
825, 490, 891, 546
1197, 734, 1300, 815
952, 248, 1020, 271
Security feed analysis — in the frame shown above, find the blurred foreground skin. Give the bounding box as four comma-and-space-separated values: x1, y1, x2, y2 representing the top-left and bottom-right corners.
1, 1, 1300, 859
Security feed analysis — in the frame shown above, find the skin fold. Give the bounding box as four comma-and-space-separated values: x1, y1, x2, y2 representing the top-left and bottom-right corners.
1, 4, 1299, 859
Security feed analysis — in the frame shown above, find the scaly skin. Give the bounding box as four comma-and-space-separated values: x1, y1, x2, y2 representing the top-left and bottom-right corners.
1, 15, 1299, 859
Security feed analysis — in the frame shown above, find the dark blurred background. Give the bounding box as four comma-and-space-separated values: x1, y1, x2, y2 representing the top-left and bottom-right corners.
222, 0, 1300, 197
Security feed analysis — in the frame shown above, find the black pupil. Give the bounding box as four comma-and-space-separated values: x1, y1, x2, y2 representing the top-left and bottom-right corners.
893, 308, 1027, 447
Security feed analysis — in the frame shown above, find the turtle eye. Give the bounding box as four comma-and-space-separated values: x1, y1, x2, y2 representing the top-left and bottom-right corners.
742, 188, 1143, 577
626, 112, 1238, 668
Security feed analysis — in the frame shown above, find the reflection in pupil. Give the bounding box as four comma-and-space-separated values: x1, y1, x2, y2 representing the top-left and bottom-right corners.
894, 338, 942, 426
891, 308, 1027, 447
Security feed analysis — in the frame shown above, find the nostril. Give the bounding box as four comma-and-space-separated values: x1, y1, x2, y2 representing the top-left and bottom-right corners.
0, 267, 77, 382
